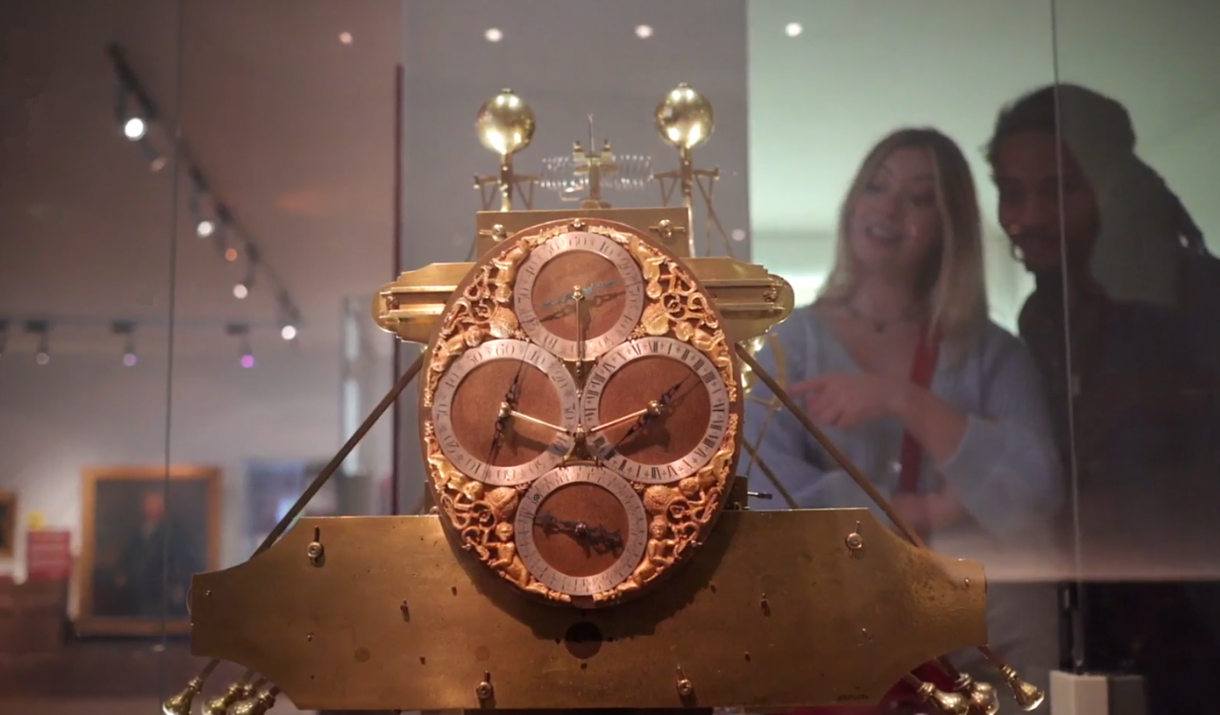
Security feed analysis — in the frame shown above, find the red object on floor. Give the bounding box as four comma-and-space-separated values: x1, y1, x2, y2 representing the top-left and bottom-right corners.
784, 661, 956, 715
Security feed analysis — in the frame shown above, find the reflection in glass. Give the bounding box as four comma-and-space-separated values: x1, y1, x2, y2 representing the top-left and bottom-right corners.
985, 70, 1220, 710
744, 127, 1063, 708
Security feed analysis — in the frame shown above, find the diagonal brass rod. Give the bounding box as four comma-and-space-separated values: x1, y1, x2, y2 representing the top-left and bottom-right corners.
735, 344, 926, 548
190, 351, 427, 684
736, 342, 1032, 689
254, 350, 426, 554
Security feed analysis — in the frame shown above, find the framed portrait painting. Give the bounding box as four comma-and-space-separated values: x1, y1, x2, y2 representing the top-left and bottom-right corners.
78, 465, 221, 636
0, 490, 15, 559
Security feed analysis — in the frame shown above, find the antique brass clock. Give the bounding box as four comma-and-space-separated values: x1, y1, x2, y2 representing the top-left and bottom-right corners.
421, 217, 741, 606
176, 85, 1046, 715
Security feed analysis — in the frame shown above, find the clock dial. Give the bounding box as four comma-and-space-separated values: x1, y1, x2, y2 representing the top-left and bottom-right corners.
513, 230, 645, 362
431, 339, 579, 486
581, 336, 732, 484
514, 465, 649, 597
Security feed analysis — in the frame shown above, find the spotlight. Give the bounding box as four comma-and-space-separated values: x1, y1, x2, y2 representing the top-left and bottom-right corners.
339, 31, 353, 44
227, 323, 255, 368
26, 320, 49, 365
196, 220, 215, 238
224, 247, 239, 262
785, 22, 803, 37
136, 139, 166, 172
281, 325, 297, 341
233, 248, 258, 298
485, 28, 503, 42
123, 117, 147, 140
635, 25, 653, 39
113, 320, 138, 367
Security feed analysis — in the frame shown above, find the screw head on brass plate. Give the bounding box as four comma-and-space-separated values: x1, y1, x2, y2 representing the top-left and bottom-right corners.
676, 678, 694, 697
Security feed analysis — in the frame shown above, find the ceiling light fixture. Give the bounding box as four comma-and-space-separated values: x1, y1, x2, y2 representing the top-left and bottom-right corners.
635, 25, 653, 39
123, 117, 146, 140
485, 28, 503, 43
785, 22, 803, 37
339, 31, 353, 45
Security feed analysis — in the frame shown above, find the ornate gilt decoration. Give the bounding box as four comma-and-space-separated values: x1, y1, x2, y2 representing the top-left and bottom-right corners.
420, 217, 741, 606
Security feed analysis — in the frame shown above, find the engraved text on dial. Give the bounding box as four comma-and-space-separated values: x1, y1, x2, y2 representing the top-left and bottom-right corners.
514, 231, 645, 361
514, 465, 648, 597
432, 339, 579, 486
581, 337, 732, 483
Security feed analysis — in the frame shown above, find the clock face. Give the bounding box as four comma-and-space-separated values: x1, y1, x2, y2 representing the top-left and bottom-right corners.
420, 217, 740, 607
513, 230, 646, 362
431, 339, 579, 487
581, 337, 732, 484
514, 465, 649, 597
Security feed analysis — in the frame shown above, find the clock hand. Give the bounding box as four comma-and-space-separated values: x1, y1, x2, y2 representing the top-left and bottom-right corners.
609, 374, 695, 451
536, 512, 624, 553
574, 284, 587, 371
537, 281, 625, 322
486, 359, 529, 465
485, 400, 512, 467
507, 409, 569, 434
589, 401, 661, 433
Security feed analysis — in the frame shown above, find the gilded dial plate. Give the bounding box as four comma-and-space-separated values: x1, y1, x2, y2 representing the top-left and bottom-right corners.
513, 230, 646, 362
421, 217, 742, 607
581, 336, 732, 484
514, 465, 649, 597
431, 339, 579, 487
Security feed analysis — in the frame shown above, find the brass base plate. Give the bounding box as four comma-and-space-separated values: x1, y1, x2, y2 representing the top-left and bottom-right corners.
190, 509, 985, 711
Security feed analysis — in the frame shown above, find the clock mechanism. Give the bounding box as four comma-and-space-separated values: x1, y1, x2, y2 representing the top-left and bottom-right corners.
422, 217, 740, 606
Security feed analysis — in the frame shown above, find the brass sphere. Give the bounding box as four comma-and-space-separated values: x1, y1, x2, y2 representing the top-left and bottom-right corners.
655, 82, 714, 150
476, 88, 536, 156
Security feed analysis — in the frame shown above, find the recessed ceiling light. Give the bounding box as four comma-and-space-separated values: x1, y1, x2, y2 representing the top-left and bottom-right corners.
485, 28, 503, 43
785, 22, 803, 37
339, 31, 353, 45
123, 117, 146, 140
635, 24, 653, 39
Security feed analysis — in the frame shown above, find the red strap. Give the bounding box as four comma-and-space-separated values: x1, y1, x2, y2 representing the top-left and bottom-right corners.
898, 328, 940, 493
784, 661, 954, 714
785, 332, 945, 715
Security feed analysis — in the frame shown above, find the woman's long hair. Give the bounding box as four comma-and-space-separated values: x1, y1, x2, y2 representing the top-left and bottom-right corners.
818, 127, 989, 359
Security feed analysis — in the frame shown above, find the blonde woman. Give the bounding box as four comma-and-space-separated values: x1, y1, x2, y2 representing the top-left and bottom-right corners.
744, 128, 1064, 712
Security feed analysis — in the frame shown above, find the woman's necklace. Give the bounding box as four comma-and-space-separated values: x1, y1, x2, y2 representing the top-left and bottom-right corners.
844, 301, 922, 334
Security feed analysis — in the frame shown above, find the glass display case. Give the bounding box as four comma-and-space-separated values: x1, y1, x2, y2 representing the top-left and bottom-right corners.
1, 2, 1216, 714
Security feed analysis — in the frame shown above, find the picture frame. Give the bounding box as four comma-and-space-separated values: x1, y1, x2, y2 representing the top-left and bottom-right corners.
0, 490, 15, 559
78, 465, 221, 636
